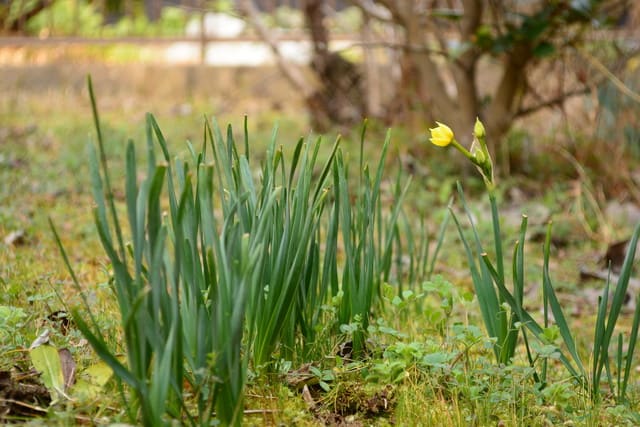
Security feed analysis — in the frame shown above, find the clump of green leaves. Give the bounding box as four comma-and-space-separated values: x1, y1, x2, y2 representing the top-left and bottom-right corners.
51, 77, 429, 426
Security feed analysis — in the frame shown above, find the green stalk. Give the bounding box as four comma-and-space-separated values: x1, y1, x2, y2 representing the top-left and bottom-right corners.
488, 192, 504, 291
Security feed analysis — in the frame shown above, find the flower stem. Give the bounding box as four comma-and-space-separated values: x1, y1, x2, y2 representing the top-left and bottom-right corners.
451, 139, 474, 161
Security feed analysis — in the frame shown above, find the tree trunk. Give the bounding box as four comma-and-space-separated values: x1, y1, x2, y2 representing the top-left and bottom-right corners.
303, 0, 366, 131
145, 0, 162, 22
484, 44, 532, 151
362, 13, 383, 118
379, 2, 477, 141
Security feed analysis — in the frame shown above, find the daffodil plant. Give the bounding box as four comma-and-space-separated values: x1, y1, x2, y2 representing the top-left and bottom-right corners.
430, 118, 522, 366
430, 118, 640, 405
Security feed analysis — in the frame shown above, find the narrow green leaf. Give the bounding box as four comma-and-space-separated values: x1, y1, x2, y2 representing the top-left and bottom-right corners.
87, 75, 126, 261
542, 222, 585, 377
49, 218, 104, 336
289, 137, 304, 187
88, 144, 111, 247
243, 115, 250, 160
125, 141, 139, 245
312, 136, 340, 204
483, 252, 582, 380
622, 294, 640, 401
428, 204, 451, 279
149, 114, 170, 161
450, 208, 499, 340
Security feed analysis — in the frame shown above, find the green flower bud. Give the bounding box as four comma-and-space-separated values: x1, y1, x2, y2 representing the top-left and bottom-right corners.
474, 117, 486, 139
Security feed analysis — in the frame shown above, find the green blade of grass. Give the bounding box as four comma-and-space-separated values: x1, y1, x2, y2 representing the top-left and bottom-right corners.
542, 222, 585, 378
450, 209, 499, 343
71, 309, 139, 389
622, 294, 640, 401
87, 75, 126, 261
482, 253, 582, 380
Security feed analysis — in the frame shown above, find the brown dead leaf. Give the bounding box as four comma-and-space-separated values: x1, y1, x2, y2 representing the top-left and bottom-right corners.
3, 230, 26, 246
301, 385, 317, 410
284, 363, 318, 390
58, 349, 76, 391
601, 239, 629, 272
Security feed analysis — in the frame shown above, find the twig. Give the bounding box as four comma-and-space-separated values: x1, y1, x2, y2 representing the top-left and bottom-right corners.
579, 268, 640, 292
209, 408, 279, 417
237, 0, 312, 98
348, 0, 392, 22
516, 86, 593, 118
555, 147, 612, 243
335, 39, 448, 56
374, 0, 408, 26
243, 409, 278, 414
0, 398, 48, 414
578, 48, 640, 104
245, 392, 277, 399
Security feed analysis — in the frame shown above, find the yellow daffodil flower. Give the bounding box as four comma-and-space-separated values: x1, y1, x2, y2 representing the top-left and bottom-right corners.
429, 122, 454, 147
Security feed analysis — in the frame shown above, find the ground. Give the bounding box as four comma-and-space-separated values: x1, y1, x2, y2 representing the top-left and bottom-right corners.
2, 57, 640, 425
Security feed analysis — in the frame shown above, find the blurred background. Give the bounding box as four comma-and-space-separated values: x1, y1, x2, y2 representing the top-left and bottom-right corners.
4, 4, 640, 425
2, 0, 640, 204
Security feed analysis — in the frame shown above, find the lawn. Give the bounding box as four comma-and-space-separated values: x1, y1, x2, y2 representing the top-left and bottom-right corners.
2, 62, 640, 426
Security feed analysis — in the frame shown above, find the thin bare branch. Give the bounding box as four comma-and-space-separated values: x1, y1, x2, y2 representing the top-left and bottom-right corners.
237, 0, 312, 98
516, 86, 593, 118
579, 48, 640, 104
348, 0, 392, 22
336, 39, 448, 56
375, 0, 407, 25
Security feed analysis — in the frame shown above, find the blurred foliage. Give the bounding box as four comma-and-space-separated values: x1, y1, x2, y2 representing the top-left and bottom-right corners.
3, 0, 188, 36
26, 0, 102, 36
596, 58, 640, 158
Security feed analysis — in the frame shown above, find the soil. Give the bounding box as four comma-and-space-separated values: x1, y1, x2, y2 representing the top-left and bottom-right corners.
0, 369, 50, 422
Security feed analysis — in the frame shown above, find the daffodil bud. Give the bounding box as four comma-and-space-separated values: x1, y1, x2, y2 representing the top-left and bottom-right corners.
474, 117, 486, 140
429, 122, 454, 147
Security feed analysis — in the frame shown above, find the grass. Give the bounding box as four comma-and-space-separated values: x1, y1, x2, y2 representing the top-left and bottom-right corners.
2, 74, 640, 425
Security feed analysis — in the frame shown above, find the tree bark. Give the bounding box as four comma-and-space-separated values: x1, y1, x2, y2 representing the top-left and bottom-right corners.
362, 13, 383, 117
484, 44, 532, 148
389, 2, 465, 137
303, 0, 366, 131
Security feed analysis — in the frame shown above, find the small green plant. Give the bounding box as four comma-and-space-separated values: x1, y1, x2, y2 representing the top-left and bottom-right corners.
333, 126, 412, 357
53, 77, 239, 425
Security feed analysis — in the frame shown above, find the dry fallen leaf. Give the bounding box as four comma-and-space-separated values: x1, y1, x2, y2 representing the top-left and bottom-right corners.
4, 230, 26, 246
58, 348, 76, 391
301, 385, 316, 410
